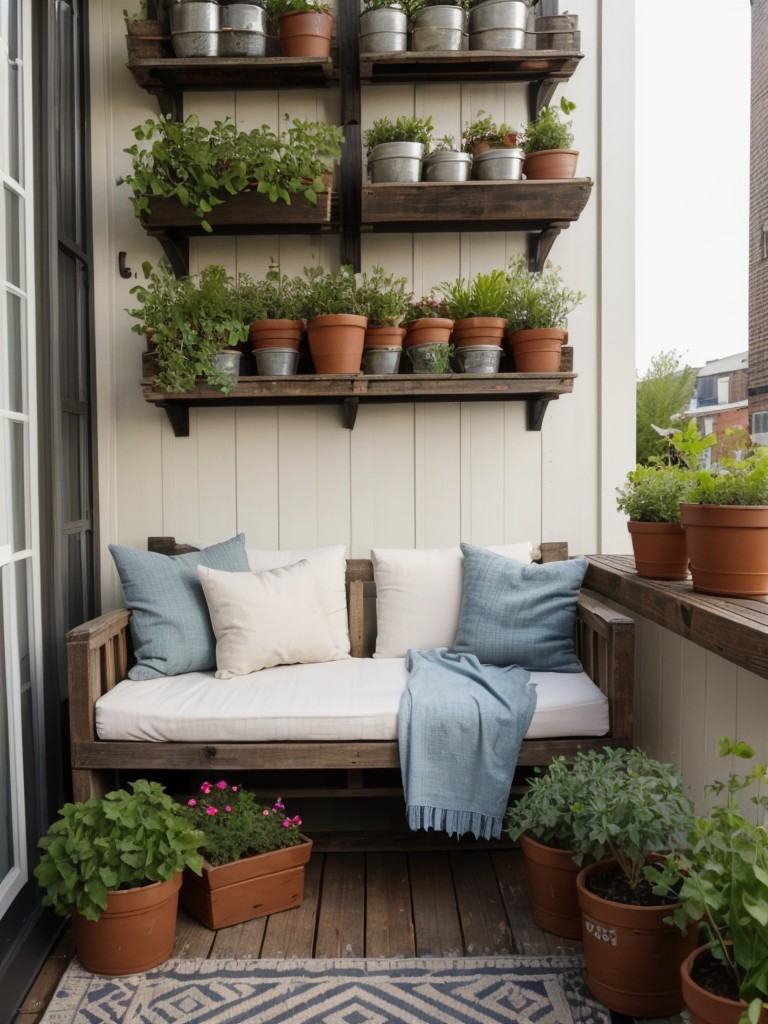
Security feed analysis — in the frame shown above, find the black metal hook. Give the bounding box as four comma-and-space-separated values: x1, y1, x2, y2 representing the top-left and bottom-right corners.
118, 252, 132, 279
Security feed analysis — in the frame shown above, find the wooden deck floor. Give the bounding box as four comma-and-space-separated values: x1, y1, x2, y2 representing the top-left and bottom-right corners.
14, 838, 684, 1024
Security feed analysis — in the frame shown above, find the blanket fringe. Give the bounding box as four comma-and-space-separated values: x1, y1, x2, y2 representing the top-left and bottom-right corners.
406, 804, 502, 841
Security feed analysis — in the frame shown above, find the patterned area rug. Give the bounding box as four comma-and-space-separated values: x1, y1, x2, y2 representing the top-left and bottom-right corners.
41, 956, 610, 1024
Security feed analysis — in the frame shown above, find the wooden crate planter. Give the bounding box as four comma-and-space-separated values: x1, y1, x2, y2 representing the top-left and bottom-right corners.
180, 836, 313, 930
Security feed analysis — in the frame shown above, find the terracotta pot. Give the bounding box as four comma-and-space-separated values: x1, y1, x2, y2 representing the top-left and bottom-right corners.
680, 944, 756, 1024
519, 833, 582, 939
680, 503, 768, 597
278, 10, 333, 57
306, 313, 367, 373
70, 873, 182, 976
523, 149, 579, 180
249, 318, 304, 351
364, 325, 406, 349
403, 317, 454, 347
451, 317, 507, 349
576, 858, 700, 1017
627, 521, 689, 580
180, 836, 313, 930
508, 328, 566, 372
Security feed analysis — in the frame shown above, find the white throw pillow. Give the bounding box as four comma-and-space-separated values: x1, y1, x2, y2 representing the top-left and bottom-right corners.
198, 561, 339, 678
247, 544, 349, 657
371, 542, 535, 658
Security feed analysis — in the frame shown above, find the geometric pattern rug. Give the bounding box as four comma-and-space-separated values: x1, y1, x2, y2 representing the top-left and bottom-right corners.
40, 956, 611, 1024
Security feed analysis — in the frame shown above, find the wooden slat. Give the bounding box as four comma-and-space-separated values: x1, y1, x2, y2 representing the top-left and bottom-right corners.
127, 55, 338, 93
260, 855, 323, 958
365, 852, 415, 957
450, 851, 513, 955
141, 187, 334, 231
359, 49, 583, 83
314, 853, 366, 957
209, 915, 268, 958
173, 906, 217, 959
493, 849, 551, 956
409, 853, 464, 957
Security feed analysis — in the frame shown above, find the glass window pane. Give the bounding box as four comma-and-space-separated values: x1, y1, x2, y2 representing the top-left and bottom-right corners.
0, 570, 13, 879
6, 292, 24, 413
10, 421, 26, 552
4, 189, 22, 289
14, 562, 29, 692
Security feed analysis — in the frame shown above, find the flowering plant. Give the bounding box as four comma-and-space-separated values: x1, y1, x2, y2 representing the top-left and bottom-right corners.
185, 781, 304, 867
402, 294, 448, 322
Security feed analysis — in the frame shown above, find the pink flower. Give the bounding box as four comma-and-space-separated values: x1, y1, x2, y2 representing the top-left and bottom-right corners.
201, 782, 212, 795
206, 806, 218, 816
224, 805, 232, 812
262, 809, 269, 816
216, 780, 227, 790
187, 799, 197, 807
231, 786, 238, 792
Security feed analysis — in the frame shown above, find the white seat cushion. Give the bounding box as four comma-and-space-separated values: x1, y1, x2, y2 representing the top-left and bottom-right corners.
95, 659, 609, 743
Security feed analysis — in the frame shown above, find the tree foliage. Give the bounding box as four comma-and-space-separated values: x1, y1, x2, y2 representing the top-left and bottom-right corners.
636, 350, 698, 464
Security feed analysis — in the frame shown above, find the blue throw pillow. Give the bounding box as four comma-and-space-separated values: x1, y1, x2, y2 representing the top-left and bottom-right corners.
453, 542, 588, 672
109, 535, 251, 680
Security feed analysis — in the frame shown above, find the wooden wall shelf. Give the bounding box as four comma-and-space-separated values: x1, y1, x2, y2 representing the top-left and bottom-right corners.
142, 370, 577, 436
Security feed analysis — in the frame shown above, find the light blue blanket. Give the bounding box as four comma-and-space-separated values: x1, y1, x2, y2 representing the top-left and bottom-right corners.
398, 648, 537, 840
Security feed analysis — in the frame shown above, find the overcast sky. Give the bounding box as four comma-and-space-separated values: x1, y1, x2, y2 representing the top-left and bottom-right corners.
635, 0, 752, 377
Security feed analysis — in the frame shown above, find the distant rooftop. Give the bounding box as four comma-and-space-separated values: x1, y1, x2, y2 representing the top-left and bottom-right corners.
696, 352, 749, 377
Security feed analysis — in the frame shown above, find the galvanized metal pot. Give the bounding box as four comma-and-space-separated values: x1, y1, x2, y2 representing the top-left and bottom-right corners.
362, 347, 402, 375
411, 6, 466, 51
171, 1, 220, 56
454, 344, 502, 373
469, 0, 527, 50
219, 4, 266, 55
359, 8, 408, 53
368, 141, 424, 183
422, 150, 472, 182
254, 348, 300, 376
472, 147, 524, 180
210, 349, 242, 380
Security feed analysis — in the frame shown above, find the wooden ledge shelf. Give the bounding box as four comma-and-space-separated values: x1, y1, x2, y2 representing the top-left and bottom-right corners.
141, 371, 577, 436
359, 49, 584, 120
585, 554, 768, 681
127, 56, 338, 119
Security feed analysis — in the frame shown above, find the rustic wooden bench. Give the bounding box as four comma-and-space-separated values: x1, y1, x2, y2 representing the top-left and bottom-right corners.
67, 541, 635, 802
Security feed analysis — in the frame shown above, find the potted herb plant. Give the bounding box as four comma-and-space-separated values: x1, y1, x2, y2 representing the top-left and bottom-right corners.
649, 738, 768, 1024
461, 110, 523, 180
422, 134, 472, 182
505, 255, 585, 372
238, 264, 305, 375
402, 294, 454, 355
127, 261, 249, 394
438, 267, 509, 348
119, 113, 343, 233
359, 265, 413, 374
263, 0, 333, 56
411, 0, 469, 51
519, 95, 578, 179
570, 746, 699, 1017
359, 0, 410, 53
364, 114, 434, 183
679, 427, 768, 597
616, 423, 716, 581
468, 0, 536, 51
123, 0, 172, 59
296, 265, 369, 373
179, 781, 312, 930
34, 780, 204, 976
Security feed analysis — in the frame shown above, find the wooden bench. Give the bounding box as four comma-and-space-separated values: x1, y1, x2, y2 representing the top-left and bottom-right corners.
67, 541, 635, 802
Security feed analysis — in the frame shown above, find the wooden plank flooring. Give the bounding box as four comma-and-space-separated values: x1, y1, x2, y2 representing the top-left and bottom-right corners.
14, 843, 683, 1024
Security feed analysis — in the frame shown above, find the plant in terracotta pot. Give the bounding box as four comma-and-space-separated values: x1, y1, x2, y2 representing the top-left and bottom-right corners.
437, 267, 509, 349
519, 95, 578, 179
569, 746, 699, 1017
264, 0, 333, 56
364, 113, 434, 182
296, 264, 368, 374
238, 262, 304, 351
679, 427, 768, 597
615, 423, 715, 581
401, 293, 454, 356
179, 780, 312, 930
505, 255, 585, 372
34, 779, 204, 976
358, 265, 413, 374
648, 738, 768, 1024
127, 261, 249, 394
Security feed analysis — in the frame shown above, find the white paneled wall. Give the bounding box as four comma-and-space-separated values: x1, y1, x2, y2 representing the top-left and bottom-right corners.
89, 0, 636, 612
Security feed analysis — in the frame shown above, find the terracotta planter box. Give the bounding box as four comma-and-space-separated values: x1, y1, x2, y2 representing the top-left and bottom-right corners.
180, 835, 313, 930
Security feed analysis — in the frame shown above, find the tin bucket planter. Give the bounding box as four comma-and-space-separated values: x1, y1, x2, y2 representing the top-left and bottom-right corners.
454, 345, 502, 373
472, 147, 524, 180
411, 6, 466, 51
368, 141, 425, 183
210, 349, 242, 382
219, 3, 267, 55
254, 347, 300, 376
422, 150, 472, 182
360, 8, 408, 53
171, 0, 220, 56
469, 0, 528, 50
406, 341, 453, 373
362, 347, 402, 374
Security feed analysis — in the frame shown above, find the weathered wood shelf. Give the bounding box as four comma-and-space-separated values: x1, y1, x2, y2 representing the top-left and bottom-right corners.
585, 554, 768, 681
359, 49, 584, 121
126, 56, 337, 119
141, 370, 577, 436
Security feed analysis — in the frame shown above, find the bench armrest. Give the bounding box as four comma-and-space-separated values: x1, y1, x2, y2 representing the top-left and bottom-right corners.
67, 609, 132, 746
576, 590, 634, 746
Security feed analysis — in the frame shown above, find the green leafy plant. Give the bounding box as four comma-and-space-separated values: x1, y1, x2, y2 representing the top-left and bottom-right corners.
119, 113, 343, 233
423, 0, 470, 11
264, 0, 331, 17
184, 780, 304, 867
359, 265, 414, 326
683, 428, 768, 506
34, 780, 204, 922
520, 96, 576, 154
296, 264, 366, 318
505, 256, 585, 331
127, 261, 249, 394
461, 110, 517, 153
649, 739, 768, 1024
363, 114, 434, 155
237, 262, 304, 322
408, 341, 454, 372
431, 133, 458, 153
438, 267, 509, 319
568, 746, 695, 892
401, 294, 447, 322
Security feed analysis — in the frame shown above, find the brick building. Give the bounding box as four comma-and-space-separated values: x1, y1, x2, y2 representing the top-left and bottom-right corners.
687, 352, 749, 463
